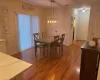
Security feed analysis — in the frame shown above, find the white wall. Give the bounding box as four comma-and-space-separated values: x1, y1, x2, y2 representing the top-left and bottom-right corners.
65, 7, 73, 45
45, 7, 73, 46
88, 4, 100, 40
0, 0, 46, 55
0, 0, 74, 55
45, 8, 65, 36
87, 4, 100, 80
75, 9, 90, 40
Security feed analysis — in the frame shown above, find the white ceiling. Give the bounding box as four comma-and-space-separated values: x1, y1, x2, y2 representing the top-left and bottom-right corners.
24, 0, 100, 7
24, 0, 73, 7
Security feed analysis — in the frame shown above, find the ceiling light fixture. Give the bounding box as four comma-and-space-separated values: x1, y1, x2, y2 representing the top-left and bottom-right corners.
82, 9, 85, 13
47, 0, 57, 24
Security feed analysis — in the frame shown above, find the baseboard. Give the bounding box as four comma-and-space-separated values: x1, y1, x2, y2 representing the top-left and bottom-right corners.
10, 51, 21, 56
10, 47, 35, 56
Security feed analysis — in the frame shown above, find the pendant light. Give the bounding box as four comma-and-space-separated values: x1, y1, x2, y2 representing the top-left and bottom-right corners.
47, 0, 57, 24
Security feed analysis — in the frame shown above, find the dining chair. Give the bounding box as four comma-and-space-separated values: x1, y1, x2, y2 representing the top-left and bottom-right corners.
54, 35, 60, 51
55, 34, 65, 55
33, 33, 47, 57
61, 34, 65, 39
50, 39, 59, 57
49, 35, 60, 57
54, 35, 59, 40
59, 34, 65, 52
33, 33, 40, 40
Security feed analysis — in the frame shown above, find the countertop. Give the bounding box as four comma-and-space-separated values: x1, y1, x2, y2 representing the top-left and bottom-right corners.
81, 42, 100, 52
0, 39, 5, 42
0, 52, 32, 80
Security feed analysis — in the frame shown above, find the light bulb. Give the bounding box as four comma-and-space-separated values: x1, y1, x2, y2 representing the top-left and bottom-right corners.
82, 9, 85, 13
54, 20, 57, 23
50, 21, 52, 23
47, 20, 50, 23
52, 20, 54, 23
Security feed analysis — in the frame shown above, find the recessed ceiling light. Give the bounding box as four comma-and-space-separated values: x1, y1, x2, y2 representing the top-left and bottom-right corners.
82, 9, 85, 13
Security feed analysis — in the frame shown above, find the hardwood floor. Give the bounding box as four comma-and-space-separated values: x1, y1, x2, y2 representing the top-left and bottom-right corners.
13, 41, 84, 80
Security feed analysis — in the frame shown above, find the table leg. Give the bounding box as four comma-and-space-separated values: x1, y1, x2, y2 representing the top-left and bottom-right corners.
48, 43, 51, 58
35, 46, 37, 57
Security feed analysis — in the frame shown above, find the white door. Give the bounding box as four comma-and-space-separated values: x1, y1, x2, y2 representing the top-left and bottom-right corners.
17, 14, 32, 51
76, 9, 90, 40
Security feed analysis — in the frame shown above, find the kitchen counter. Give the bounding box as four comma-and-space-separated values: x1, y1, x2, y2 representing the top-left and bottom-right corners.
0, 39, 6, 53
0, 52, 32, 80
0, 39, 5, 42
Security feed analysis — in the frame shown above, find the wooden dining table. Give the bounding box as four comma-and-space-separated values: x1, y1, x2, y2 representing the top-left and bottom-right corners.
36, 37, 54, 44
34, 36, 55, 56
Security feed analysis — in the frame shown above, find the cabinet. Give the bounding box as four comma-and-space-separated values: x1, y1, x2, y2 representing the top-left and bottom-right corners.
80, 42, 100, 80
0, 52, 32, 80
0, 39, 6, 53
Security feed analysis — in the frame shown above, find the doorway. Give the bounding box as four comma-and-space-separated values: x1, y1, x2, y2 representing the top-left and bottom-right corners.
72, 8, 90, 41
17, 14, 39, 51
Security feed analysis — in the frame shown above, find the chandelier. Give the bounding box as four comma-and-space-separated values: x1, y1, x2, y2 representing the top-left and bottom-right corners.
47, 0, 57, 24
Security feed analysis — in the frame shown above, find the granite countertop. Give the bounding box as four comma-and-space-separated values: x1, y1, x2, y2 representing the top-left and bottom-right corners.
0, 39, 5, 42
0, 52, 32, 80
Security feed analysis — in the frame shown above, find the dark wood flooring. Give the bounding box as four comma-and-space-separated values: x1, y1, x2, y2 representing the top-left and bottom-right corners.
13, 41, 84, 80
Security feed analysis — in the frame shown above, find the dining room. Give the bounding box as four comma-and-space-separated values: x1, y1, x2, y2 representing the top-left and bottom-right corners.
1, 0, 100, 80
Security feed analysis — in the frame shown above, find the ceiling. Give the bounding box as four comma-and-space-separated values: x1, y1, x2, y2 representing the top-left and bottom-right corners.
24, 0, 73, 7
24, 0, 100, 7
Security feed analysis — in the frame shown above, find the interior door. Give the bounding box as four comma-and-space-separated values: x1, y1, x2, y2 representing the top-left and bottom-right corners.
76, 10, 90, 40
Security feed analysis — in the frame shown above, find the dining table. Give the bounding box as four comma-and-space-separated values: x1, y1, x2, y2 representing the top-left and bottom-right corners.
34, 36, 55, 56
36, 37, 54, 44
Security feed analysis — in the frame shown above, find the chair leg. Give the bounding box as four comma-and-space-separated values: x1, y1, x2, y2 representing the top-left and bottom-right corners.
62, 45, 64, 51
61, 45, 64, 56
46, 47, 49, 56
46, 47, 48, 56
43, 47, 45, 57
55, 47, 57, 56
61, 45, 63, 52
35, 46, 37, 57
40, 47, 42, 57
50, 47, 53, 58
59, 46, 60, 52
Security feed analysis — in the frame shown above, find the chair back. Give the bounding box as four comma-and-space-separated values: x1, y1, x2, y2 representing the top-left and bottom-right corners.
50, 35, 59, 47
33, 33, 40, 40
61, 34, 65, 39
54, 35, 59, 41
51, 39, 59, 47
59, 34, 65, 45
